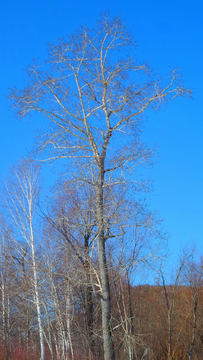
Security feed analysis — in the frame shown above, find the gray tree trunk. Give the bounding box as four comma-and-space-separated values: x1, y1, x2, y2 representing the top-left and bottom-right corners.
97, 163, 115, 360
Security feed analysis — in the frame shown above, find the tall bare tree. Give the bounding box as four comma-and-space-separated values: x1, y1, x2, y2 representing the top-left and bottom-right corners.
2, 161, 46, 360
9, 14, 191, 360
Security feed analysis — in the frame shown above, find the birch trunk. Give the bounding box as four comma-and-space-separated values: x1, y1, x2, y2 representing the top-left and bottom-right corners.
30, 240, 45, 360
0, 241, 10, 360
3, 162, 46, 360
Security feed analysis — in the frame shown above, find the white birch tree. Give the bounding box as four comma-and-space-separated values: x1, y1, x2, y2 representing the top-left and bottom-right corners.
2, 160, 46, 360
0, 221, 12, 360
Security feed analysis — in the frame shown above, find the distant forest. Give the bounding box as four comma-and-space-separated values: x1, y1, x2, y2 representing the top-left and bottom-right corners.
1, 220, 203, 360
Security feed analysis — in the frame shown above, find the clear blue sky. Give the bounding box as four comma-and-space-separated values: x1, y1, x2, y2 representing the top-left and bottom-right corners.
1, 0, 203, 269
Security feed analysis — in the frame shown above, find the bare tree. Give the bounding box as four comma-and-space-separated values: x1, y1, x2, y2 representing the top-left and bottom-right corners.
160, 251, 194, 360
182, 257, 203, 360
9, 14, 191, 360
2, 160, 46, 360
11, 245, 31, 352
41, 237, 74, 360
46, 185, 97, 358
0, 219, 12, 360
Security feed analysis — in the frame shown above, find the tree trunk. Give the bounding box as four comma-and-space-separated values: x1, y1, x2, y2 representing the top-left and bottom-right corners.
84, 233, 94, 357
127, 273, 134, 360
188, 297, 198, 360
30, 213, 46, 360
97, 164, 115, 360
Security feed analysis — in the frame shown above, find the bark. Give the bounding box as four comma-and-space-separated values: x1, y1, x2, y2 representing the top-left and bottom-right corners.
127, 273, 134, 360
0, 242, 10, 360
42, 301, 55, 360
84, 233, 94, 356
30, 220, 46, 360
97, 162, 115, 360
2, 281, 9, 360
188, 291, 199, 360
66, 280, 74, 360
12, 252, 30, 351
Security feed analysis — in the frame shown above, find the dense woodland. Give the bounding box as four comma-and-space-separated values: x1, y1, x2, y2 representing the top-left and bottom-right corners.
0, 14, 194, 360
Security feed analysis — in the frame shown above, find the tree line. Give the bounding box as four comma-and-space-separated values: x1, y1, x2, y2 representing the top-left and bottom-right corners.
1, 198, 203, 360
1, 14, 193, 360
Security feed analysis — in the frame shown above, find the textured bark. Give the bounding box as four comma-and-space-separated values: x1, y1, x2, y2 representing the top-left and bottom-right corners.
97, 163, 115, 360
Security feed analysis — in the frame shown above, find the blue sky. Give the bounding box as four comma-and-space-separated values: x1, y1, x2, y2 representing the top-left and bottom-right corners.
1, 0, 203, 272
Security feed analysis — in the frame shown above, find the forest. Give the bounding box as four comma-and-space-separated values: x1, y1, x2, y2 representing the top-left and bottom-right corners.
1, 214, 203, 360
0, 14, 198, 360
